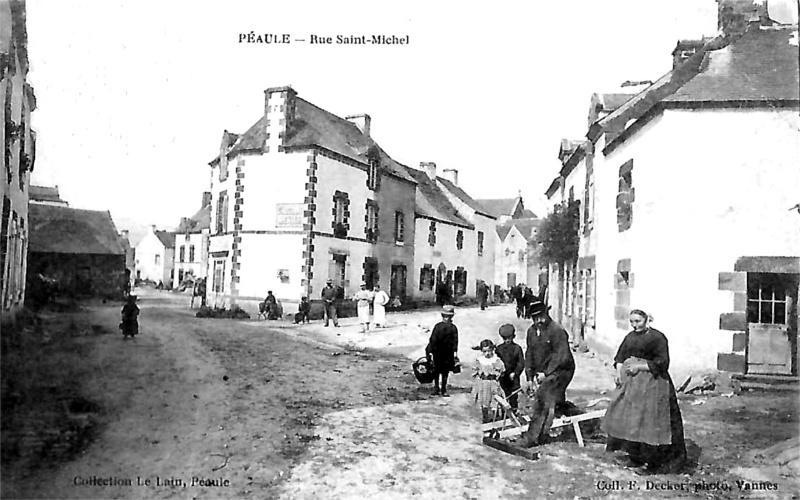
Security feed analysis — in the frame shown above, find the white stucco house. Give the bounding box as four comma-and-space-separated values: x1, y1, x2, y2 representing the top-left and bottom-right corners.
204, 86, 496, 315
544, 17, 800, 379
173, 193, 211, 288
134, 225, 175, 287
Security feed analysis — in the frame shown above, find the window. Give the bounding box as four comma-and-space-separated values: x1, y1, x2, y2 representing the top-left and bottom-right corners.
454, 267, 467, 297
178, 269, 185, 284
179, 245, 186, 263
155, 254, 161, 265
748, 274, 790, 325
332, 191, 349, 238
419, 264, 435, 291
584, 173, 595, 232
189, 245, 195, 263
367, 158, 378, 190
216, 191, 229, 234
219, 159, 229, 182
428, 221, 436, 247
213, 260, 226, 293
456, 230, 464, 250
365, 201, 378, 243
477, 231, 484, 256
617, 160, 634, 232
394, 211, 405, 243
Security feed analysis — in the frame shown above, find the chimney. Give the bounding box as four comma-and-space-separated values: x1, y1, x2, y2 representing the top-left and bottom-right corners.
442, 168, 459, 186
263, 86, 297, 153
121, 230, 129, 239
201, 191, 212, 208
420, 162, 437, 181
151, 224, 157, 232
346, 114, 371, 137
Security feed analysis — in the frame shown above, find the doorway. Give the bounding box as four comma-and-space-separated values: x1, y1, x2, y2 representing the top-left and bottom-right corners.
746, 273, 798, 375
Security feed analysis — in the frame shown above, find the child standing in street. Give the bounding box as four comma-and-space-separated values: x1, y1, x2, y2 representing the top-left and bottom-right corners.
495, 324, 525, 413
472, 339, 505, 423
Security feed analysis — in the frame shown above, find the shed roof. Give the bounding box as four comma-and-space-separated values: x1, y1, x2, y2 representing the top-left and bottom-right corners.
476, 198, 518, 218
28, 204, 125, 255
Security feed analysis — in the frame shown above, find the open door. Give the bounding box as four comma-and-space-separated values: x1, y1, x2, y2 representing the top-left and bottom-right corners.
746, 273, 798, 375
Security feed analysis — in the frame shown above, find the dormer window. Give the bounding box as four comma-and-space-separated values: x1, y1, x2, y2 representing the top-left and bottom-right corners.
367, 158, 379, 190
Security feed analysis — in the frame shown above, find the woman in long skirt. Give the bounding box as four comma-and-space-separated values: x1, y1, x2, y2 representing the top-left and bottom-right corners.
602, 309, 687, 474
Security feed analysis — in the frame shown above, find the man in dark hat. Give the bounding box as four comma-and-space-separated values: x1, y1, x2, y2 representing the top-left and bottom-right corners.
518, 300, 575, 447
321, 279, 339, 327
425, 305, 459, 397
495, 323, 525, 412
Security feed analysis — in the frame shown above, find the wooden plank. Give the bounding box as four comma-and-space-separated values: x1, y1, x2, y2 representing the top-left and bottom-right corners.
491, 410, 606, 442
482, 437, 539, 460
573, 421, 584, 447
482, 415, 530, 433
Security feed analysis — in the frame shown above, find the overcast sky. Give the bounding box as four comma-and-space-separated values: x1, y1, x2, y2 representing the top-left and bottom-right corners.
26, 0, 721, 233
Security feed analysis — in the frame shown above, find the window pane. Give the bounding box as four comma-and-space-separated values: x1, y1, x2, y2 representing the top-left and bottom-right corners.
747, 300, 760, 323
760, 302, 772, 324
760, 285, 773, 300
774, 286, 786, 301
774, 302, 786, 325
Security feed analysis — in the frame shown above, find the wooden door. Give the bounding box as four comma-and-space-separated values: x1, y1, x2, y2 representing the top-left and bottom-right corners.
747, 273, 798, 375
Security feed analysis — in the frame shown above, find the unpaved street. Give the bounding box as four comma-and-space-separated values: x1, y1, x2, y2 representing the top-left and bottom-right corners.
2, 290, 798, 500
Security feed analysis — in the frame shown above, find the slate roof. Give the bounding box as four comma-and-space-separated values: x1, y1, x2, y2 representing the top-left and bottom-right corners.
212, 96, 415, 183
177, 205, 211, 233
155, 230, 175, 249
664, 27, 799, 103
595, 25, 799, 153
497, 219, 541, 243
28, 204, 125, 255
437, 178, 495, 219
405, 168, 472, 228
476, 198, 518, 219
29, 185, 65, 204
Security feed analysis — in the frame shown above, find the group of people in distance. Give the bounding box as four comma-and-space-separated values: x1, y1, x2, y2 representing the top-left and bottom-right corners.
320, 279, 390, 332
425, 301, 687, 475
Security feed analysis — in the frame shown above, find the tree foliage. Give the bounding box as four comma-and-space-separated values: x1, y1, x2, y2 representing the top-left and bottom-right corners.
534, 200, 581, 264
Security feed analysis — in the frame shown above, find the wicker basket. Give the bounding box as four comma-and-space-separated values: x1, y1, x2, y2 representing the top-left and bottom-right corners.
412, 357, 435, 384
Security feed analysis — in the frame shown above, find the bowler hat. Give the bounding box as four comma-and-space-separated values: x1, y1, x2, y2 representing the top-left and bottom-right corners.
441, 305, 455, 316
528, 300, 551, 317
498, 323, 515, 338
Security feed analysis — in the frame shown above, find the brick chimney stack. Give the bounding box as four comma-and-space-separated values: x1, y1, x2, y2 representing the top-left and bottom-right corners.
263, 86, 297, 153
421, 162, 437, 181
345, 114, 371, 137
442, 168, 459, 186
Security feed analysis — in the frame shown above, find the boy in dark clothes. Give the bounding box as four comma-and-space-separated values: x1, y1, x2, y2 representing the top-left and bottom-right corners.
495, 323, 525, 412
425, 305, 459, 397
294, 296, 311, 324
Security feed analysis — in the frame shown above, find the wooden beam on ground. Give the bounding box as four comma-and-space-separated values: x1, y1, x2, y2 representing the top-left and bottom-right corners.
482, 437, 539, 460
487, 410, 607, 443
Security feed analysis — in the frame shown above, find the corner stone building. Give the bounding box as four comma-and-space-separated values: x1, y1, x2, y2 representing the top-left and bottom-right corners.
206, 86, 495, 314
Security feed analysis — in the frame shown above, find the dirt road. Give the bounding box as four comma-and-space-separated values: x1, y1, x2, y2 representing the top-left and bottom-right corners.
2, 291, 798, 499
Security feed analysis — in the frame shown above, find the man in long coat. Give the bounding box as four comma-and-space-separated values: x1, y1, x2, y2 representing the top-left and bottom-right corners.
519, 300, 575, 447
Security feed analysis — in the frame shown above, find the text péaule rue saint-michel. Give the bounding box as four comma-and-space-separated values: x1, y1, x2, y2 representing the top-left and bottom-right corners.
238, 33, 410, 45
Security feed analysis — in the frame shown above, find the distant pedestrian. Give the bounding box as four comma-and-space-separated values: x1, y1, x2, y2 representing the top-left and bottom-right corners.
120, 295, 140, 339
472, 339, 505, 423
353, 282, 373, 333
372, 283, 389, 328
495, 323, 524, 413
294, 296, 311, 324
425, 305, 459, 397
321, 279, 339, 327
477, 280, 489, 311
